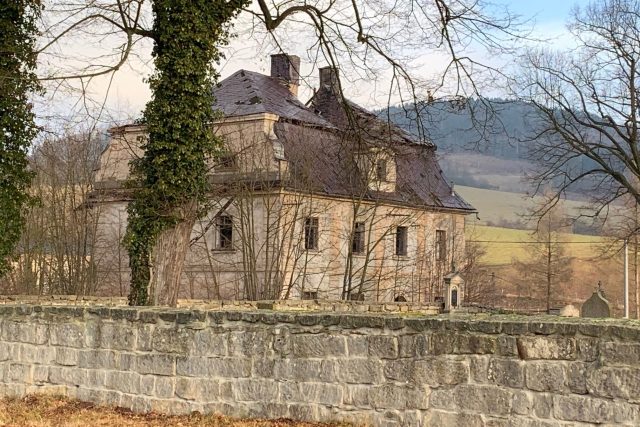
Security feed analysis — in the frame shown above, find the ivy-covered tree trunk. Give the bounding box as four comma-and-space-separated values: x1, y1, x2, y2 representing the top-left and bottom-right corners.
125, 0, 246, 306
0, 0, 41, 277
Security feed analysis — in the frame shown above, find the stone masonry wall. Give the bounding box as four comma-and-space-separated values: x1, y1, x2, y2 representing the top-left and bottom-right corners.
0, 305, 639, 426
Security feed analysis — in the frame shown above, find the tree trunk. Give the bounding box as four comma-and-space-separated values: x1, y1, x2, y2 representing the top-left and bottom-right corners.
148, 211, 196, 307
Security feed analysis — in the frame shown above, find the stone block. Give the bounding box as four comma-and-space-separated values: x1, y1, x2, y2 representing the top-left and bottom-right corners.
273, 359, 337, 382
136, 324, 155, 352
431, 384, 513, 416
586, 366, 640, 401
176, 356, 251, 378
531, 393, 552, 419
155, 376, 175, 398
105, 370, 140, 394
292, 334, 346, 358
516, 336, 576, 360
601, 342, 640, 365
511, 390, 533, 415
337, 359, 383, 384
7, 363, 31, 383
567, 362, 589, 394
487, 358, 524, 388
423, 410, 484, 427
150, 398, 195, 416
368, 335, 398, 359
343, 384, 370, 407
77, 349, 117, 370
524, 363, 567, 393
280, 382, 343, 406
346, 335, 368, 357
233, 378, 278, 402
431, 332, 497, 355
50, 323, 85, 348
252, 358, 275, 377
288, 403, 318, 422
55, 347, 79, 366
175, 377, 218, 401
497, 335, 518, 357
85, 369, 105, 388
140, 375, 155, 395
398, 334, 429, 358
470, 356, 489, 383
369, 384, 408, 410
228, 330, 271, 357
576, 337, 599, 362
190, 329, 227, 357
553, 394, 640, 424
48, 366, 87, 386
272, 327, 291, 356
99, 322, 137, 350
152, 327, 194, 354
412, 357, 470, 386
135, 354, 175, 376
32, 365, 49, 384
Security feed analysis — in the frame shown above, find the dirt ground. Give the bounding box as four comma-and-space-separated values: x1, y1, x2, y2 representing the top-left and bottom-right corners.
0, 395, 352, 427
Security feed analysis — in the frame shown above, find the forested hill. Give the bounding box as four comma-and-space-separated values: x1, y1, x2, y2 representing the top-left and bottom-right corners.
379, 98, 537, 160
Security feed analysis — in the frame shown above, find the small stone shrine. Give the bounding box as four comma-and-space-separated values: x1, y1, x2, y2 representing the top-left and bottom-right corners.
443, 272, 464, 312
581, 282, 611, 318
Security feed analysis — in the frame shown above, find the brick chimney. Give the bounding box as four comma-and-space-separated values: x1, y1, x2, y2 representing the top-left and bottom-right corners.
270, 54, 300, 97
319, 66, 340, 94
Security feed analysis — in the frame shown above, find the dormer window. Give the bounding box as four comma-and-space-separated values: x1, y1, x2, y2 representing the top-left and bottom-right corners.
376, 159, 388, 182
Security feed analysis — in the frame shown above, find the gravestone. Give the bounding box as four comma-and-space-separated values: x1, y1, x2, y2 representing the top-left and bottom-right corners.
581, 286, 610, 318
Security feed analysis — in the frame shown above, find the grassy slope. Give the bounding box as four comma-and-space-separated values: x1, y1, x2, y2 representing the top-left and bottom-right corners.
455, 185, 595, 228
467, 225, 608, 266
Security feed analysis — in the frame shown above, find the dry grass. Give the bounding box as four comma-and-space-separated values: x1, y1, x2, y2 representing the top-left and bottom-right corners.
0, 395, 352, 427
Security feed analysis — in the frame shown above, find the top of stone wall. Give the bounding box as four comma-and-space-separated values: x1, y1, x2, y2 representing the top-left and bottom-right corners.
0, 295, 440, 315
1, 303, 639, 341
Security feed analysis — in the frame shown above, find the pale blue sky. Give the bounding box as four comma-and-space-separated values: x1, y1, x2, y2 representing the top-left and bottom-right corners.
39, 0, 595, 127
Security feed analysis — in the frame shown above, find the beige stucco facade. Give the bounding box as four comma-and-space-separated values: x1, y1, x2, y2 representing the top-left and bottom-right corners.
89, 110, 469, 303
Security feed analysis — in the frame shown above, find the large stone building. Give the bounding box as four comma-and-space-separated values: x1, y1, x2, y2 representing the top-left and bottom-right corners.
87, 54, 475, 302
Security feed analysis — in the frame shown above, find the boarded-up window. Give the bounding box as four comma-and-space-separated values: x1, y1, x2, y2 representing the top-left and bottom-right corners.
216, 215, 233, 250
436, 229, 447, 261
304, 217, 319, 250
352, 222, 365, 254
395, 226, 408, 256
376, 159, 388, 181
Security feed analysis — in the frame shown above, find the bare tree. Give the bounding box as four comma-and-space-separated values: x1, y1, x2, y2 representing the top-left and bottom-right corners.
519, 0, 640, 225
515, 200, 573, 312
35, 0, 525, 305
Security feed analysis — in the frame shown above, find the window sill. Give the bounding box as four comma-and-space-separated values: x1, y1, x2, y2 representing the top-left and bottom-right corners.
211, 248, 236, 253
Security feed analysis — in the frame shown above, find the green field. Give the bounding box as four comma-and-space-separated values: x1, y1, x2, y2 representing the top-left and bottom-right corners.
467, 224, 609, 266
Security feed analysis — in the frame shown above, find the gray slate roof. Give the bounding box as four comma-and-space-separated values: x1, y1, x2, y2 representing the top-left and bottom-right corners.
212, 69, 474, 213
212, 70, 333, 128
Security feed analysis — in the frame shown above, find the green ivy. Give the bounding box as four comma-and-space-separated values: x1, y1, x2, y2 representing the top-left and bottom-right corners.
125, 0, 247, 305
0, 1, 42, 277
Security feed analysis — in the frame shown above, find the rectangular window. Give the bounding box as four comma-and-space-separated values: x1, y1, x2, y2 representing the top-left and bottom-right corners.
216, 215, 233, 250
376, 159, 388, 182
436, 229, 447, 261
217, 153, 237, 170
352, 222, 365, 254
304, 217, 319, 250
395, 226, 408, 256
348, 292, 365, 301
302, 291, 318, 300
